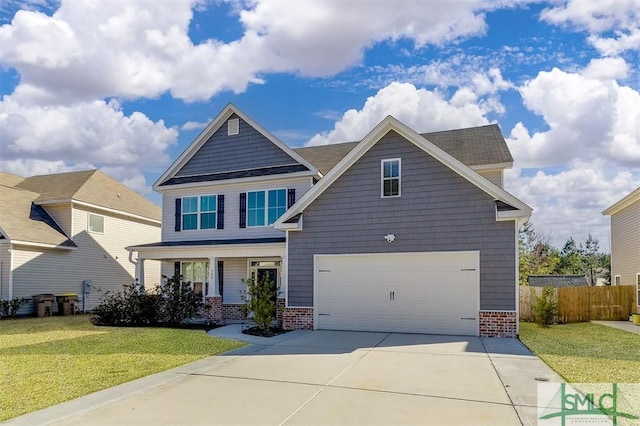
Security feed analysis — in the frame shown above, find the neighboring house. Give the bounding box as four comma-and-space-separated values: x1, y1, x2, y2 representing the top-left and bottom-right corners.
603, 187, 640, 312
128, 104, 531, 337
527, 275, 588, 288
0, 170, 162, 314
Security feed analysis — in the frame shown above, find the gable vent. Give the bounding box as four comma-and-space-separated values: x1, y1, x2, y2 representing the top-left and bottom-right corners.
228, 118, 239, 136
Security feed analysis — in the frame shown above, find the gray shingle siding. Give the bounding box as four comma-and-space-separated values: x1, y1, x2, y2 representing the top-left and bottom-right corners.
176, 115, 300, 177
287, 130, 516, 310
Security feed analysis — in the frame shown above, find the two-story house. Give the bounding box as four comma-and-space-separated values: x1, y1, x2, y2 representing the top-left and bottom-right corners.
603, 187, 640, 313
0, 170, 162, 314
129, 104, 531, 337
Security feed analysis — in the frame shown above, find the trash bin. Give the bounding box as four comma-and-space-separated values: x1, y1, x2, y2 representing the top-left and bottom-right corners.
633, 313, 640, 325
56, 293, 78, 316
33, 294, 55, 317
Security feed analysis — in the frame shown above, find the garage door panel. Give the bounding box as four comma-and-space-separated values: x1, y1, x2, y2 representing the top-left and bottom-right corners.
315, 252, 479, 336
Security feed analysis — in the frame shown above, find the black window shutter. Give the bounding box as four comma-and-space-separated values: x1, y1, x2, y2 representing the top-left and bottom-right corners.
217, 195, 225, 229
239, 192, 246, 228
287, 188, 296, 208
174, 198, 182, 232
174, 261, 181, 280
217, 261, 224, 301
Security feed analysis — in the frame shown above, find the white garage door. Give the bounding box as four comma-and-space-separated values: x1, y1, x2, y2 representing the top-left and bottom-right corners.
315, 251, 479, 336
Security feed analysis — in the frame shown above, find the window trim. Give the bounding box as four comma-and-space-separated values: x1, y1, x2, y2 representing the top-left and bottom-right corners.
381, 158, 401, 198
614, 275, 621, 286
88, 213, 105, 234
181, 194, 217, 231
247, 188, 287, 227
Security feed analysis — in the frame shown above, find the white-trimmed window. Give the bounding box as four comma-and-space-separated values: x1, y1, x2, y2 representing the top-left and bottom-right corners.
247, 189, 286, 227
381, 159, 401, 197
88, 213, 104, 234
182, 195, 217, 230
614, 275, 621, 286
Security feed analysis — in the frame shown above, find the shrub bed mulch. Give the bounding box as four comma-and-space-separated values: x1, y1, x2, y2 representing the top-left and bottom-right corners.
242, 326, 289, 338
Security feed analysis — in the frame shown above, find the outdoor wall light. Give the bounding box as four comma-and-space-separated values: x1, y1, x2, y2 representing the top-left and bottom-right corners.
384, 233, 396, 243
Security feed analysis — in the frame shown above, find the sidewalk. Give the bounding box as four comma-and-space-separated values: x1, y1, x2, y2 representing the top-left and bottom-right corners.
592, 320, 640, 335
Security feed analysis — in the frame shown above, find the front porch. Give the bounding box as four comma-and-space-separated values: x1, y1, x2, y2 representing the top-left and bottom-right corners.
128, 238, 287, 326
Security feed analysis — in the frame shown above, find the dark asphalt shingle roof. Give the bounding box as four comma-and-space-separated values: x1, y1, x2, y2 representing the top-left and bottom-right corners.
294, 123, 512, 175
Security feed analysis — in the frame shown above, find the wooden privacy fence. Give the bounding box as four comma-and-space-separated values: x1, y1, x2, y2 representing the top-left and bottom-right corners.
520, 285, 635, 323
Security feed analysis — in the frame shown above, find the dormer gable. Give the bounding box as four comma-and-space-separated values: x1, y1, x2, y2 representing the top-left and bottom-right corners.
155, 104, 320, 189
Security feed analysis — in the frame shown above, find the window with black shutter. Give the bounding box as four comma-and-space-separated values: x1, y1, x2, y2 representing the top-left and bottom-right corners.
239, 192, 247, 228
217, 195, 225, 229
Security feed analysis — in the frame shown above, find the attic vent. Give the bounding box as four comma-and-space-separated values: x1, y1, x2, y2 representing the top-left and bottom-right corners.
228, 118, 239, 136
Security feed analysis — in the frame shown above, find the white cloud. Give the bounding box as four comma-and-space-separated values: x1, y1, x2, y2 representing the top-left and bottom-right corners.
0, 96, 177, 175
306, 82, 492, 146
505, 58, 640, 247
0, 0, 515, 103
541, 0, 640, 54
504, 162, 637, 248
507, 61, 640, 168
181, 120, 209, 131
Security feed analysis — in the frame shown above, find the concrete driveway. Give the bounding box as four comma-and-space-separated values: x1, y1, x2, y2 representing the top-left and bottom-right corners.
6, 328, 561, 426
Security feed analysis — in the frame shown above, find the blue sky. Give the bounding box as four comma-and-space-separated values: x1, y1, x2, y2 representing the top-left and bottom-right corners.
1, 0, 639, 249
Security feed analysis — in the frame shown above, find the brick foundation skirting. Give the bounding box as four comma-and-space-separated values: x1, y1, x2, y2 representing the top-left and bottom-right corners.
276, 298, 285, 328
282, 307, 314, 330
479, 311, 517, 338
222, 303, 246, 320
204, 296, 223, 324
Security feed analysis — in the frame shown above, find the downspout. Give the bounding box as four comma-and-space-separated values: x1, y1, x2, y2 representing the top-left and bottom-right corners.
8, 244, 14, 300
127, 248, 140, 290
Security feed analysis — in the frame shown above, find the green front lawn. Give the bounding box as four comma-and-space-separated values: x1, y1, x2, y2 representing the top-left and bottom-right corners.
0, 315, 244, 421
519, 321, 640, 383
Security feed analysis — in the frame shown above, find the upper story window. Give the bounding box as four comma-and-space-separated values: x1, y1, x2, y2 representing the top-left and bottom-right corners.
247, 189, 287, 227
182, 195, 217, 230
381, 159, 401, 198
88, 213, 104, 234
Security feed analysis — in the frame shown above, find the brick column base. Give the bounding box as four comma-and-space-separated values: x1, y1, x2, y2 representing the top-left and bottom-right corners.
282, 307, 314, 330
479, 311, 517, 337
205, 296, 223, 324
276, 298, 285, 328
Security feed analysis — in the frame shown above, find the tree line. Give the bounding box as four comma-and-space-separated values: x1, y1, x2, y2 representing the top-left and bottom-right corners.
519, 222, 610, 286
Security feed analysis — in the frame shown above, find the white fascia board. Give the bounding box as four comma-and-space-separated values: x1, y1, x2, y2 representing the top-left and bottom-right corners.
602, 187, 640, 216
276, 115, 532, 226
154, 170, 318, 193
496, 209, 531, 222
274, 215, 303, 231
470, 162, 513, 171
11, 240, 76, 250
36, 200, 161, 225
153, 104, 320, 190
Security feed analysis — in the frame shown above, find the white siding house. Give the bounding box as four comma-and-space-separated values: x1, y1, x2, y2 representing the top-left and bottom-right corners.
0, 170, 162, 314
603, 187, 640, 312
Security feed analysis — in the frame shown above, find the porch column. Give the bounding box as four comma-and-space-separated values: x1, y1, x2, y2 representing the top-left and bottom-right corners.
208, 257, 220, 296
135, 258, 145, 289
206, 257, 223, 324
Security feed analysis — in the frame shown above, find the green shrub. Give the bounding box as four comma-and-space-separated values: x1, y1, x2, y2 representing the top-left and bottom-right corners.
0, 297, 30, 318
241, 274, 278, 332
92, 275, 203, 327
534, 286, 557, 327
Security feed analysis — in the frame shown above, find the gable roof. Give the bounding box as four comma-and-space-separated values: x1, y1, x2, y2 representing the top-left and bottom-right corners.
13, 170, 161, 222
275, 116, 531, 229
0, 185, 76, 249
154, 104, 320, 189
602, 187, 640, 216
527, 275, 588, 288
293, 124, 513, 175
